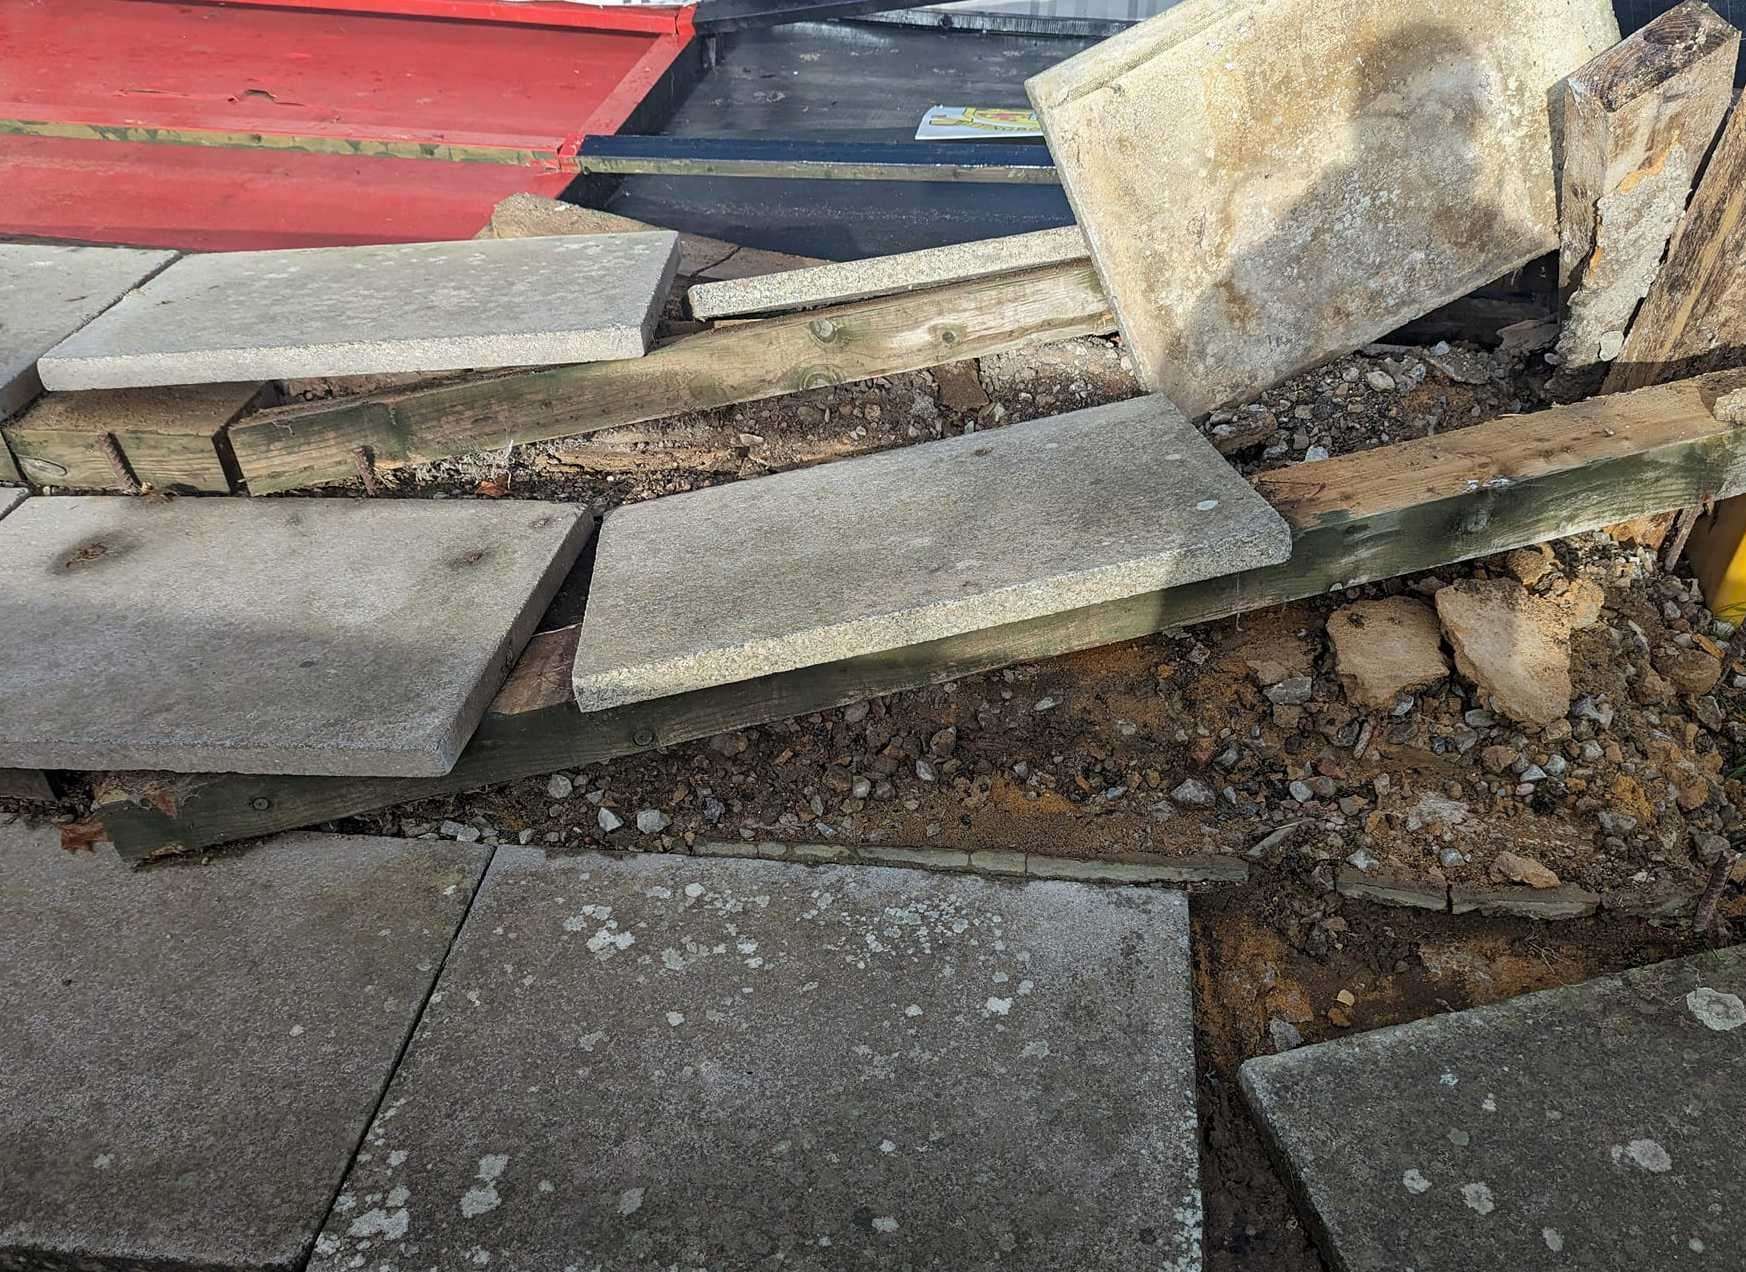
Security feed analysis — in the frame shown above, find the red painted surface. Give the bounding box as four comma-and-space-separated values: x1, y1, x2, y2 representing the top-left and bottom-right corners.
0, 132, 574, 250
203, 0, 687, 35
0, 0, 694, 249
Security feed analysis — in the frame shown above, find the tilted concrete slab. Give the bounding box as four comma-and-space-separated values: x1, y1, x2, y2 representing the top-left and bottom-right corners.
38, 233, 680, 389
0, 488, 24, 521
0, 825, 489, 1272
572, 395, 1290, 711
0, 244, 176, 418
1241, 948, 1746, 1271
687, 225, 1089, 319
1026, 0, 1619, 416
0, 496, 591, 775
310, 849, 1200, 1272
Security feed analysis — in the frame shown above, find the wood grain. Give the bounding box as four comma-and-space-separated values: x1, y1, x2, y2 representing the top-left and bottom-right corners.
1605, 91, 1746, 393
92, 372, 1746, 860
226, 262, 1117, 494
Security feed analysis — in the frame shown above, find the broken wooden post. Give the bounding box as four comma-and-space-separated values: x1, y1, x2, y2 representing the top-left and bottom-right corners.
1605, 85, 1746, 393
1556, 0, 1739, 375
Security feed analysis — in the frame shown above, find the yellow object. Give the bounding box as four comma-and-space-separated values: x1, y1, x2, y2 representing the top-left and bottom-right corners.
1685, 494, 1746, 625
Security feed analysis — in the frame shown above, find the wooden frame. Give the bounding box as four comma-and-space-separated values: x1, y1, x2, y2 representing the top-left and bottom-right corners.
89, 371, 1746, 860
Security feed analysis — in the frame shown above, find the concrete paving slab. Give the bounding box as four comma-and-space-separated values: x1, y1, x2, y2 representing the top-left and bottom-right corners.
0, 244, 176, 418
310, 849, 1199, 1272
572, 395, 1290, 711
687, 225, 1088, 319
0, 496, 591, 775
37, 233, 680, 389
0, 488, 24, 521
0, 825, 489, 1272
1026, 0, 1619, 416
1241, 948, 1746, 1271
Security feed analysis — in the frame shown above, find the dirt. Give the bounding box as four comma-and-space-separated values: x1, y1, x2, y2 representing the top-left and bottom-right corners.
8, 329, 1745, 1271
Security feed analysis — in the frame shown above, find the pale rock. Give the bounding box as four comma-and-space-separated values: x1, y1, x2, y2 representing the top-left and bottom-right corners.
1326, 597, 1449, 709
1502, 545, 1554, 587
1435, 580, 1574, 727
1551, 577, 1606, 629
1655, 647, 1723, 696
1489, 850, 1561, 890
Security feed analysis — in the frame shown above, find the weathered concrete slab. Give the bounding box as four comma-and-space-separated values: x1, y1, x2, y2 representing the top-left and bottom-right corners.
3, 382, 263, 492
310, 849, 1200, 1271
1556, 2, 1740, 371
688, 225, 1089, 319
0, 488, 24, 521
0, 244, 176, 417
1026, 0, 1619, 415
1241, 948, 1746, 1271
38, 233, 680, 389
0, 825, 489, 1272
572, 395, 1290, 711
0, 497, 591, 775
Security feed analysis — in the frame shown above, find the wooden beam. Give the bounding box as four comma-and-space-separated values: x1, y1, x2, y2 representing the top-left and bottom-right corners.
89, 371, 1746, 860
1, 383, 264, 492
1604, 89, 1746, 394
1556, 1, 1739, 372
225, 261, 1116, 494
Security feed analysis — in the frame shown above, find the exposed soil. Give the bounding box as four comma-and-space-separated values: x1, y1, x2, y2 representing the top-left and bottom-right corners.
9, 330, 1744, 1270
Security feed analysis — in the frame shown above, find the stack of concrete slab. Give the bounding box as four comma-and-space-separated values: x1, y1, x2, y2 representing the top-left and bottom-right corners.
0, 243, 175, 418
0, 496, 591, 775
309, 848, 1201, 1270
0, 824, 489, 1271
37, 232, 681, 389
686, 224, 1089, 319
1242, 948, 1746, 1270
571, 395, 1292, 711
1025, 0, 1620, 416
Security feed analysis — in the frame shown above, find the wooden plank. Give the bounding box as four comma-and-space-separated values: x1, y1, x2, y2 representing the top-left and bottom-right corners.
1604, 90, 1746, 393
1556, 1, 1739, 372
2, 383, 263, 492
0, 435, 21, 485
89, 371, 1746, 860
225, 262, 1116, 494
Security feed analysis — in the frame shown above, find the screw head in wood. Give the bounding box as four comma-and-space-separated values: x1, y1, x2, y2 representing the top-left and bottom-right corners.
633, 728, 655, 747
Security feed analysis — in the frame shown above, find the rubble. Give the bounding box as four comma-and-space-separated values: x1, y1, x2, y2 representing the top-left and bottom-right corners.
1326, 597, 1449, 708
1434, 579, 1576, 726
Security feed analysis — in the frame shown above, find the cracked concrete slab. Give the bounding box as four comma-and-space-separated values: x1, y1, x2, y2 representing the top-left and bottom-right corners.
1241, 947, 1746, 1271
310, 849, 1199, 1271
0, 826, 489, 1272
1027, 0, 1619, 416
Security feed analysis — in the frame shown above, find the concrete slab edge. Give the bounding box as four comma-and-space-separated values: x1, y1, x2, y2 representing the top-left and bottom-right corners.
692, 839, 1248, 886
1333, 862, 1674, 921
